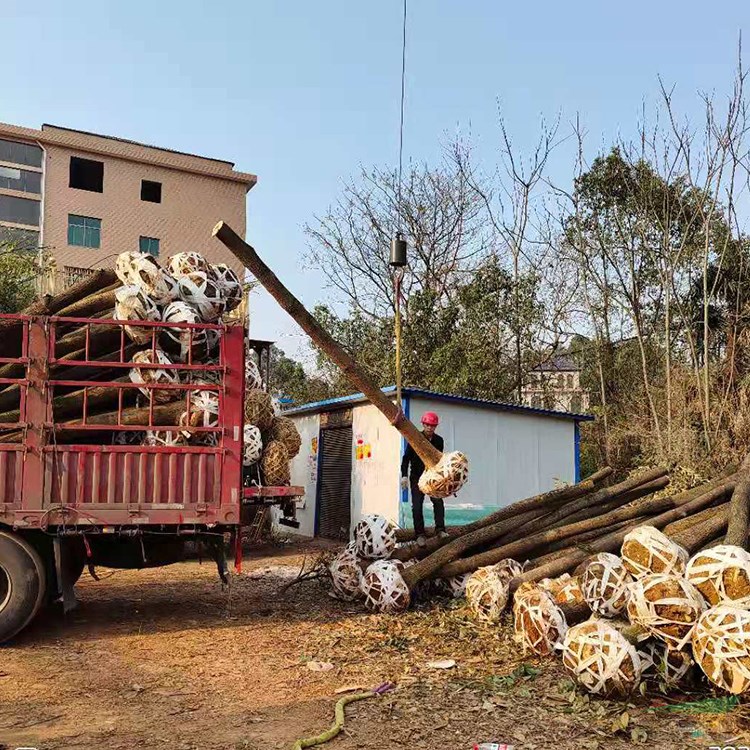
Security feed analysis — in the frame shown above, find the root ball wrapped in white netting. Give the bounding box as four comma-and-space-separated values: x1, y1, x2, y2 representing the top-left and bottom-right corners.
626, 573, 706, 650
513, 587, 568, 656
540, 573, 585, 607
361, 560, 410, 614
581, 552, 633, 617
466, 566, 509, 623
417, 451, 469, 498
692, 604, 750, 694
686, 545, 750, 608
494, 558, 523, 585
243, 424, 263, 466
354, 514, 398, 560
177, 270, 226, 322
129, 348, 179, 403
245, 354, 263, 390
329, 546, 364, 602
561, 619, 643, 697
167, 251, 210, 279
212, 263, 243, 312
621, 526, 688, 579
637, 641, 693, 685
115, 251, 178, 305
160, 300, 217, 362
114, 285, 161, 344
143, 430, 187, 447
179, 390, 220, 445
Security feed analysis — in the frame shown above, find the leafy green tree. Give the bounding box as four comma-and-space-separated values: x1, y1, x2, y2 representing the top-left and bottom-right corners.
0, 243, 43, 313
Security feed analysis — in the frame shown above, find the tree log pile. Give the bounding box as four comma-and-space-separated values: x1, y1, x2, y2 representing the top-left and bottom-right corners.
0, 251, 300, 475
328, 462, 750, 697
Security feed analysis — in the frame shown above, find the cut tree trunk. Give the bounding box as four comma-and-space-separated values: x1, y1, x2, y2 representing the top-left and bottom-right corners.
725, 453, 750, 548
55, 323, 126, 358
507, 479, 736, 595
662, 500, 730, 538
433, 491, 676, 580
214, 221, 440, 469
669, 507, 729, 553
55, 284, 120, 319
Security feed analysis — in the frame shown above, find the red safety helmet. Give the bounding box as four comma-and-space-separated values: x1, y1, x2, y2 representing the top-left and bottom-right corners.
421, 411, 439, 426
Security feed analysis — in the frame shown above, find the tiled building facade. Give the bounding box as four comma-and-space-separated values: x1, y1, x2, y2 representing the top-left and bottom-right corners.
0, 122, 256, 292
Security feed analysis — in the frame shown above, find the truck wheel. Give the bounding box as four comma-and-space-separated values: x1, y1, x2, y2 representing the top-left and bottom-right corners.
0, 532, 47, 644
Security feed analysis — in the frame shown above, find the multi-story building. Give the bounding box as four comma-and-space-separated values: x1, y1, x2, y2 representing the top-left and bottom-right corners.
521, 355, 590, 413
0, 122, 256, 292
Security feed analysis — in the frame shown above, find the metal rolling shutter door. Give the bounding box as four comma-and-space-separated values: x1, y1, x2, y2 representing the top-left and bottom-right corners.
317, 426, 353, 540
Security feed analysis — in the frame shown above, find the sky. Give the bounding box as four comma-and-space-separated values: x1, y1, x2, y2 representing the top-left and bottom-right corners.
1, 1, 747, 363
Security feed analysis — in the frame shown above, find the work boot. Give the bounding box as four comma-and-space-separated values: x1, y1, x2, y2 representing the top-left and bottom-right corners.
437, 530, 450, 540
416, 535, 427, 547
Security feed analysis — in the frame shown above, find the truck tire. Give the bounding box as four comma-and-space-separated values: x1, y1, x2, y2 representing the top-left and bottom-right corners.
0, 532, 47, 644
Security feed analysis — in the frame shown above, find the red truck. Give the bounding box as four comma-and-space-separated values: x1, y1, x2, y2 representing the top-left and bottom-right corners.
0, 312, 301, 642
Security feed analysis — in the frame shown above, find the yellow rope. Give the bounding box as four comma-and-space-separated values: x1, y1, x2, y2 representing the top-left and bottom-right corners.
291, 691, 376, 749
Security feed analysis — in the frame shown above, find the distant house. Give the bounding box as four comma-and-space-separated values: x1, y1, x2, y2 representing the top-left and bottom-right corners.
521, 355, 590, 414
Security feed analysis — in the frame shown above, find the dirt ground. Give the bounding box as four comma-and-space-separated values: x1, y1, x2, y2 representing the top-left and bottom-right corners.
1, 539, 749, 750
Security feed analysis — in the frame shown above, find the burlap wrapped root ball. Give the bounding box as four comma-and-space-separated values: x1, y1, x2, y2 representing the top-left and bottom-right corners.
581, 552, 633, 617
539, 573, 585, 607
627, 574, 706, 650
361, 559, 410, 614
115, 251, 178, 305
466, 566, 509, 623
621, 526, 688, 579
129, 348, 179, 403
513, 587, 568, 656
212, 263, 243, 312
354, 514, 398, 560
243, 424, 263, 466
562, 619, 643, 698
260, 440, 290, 486
329, 545, 364, 602
115, 285, 161, 344
161, 300, 217, 362
417, 451, 469, 498
686, 545, 750, 608
179, 390, 220, 445
244, 389, 275, 432
268, 416, 302, 458
692, 605, 750, 694
167, 251, 210, 279
637, 641, 693, 686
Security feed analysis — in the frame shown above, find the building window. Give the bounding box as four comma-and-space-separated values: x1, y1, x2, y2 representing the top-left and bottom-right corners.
68, 215, 101, 248
0, 194, 40, 226
0, 166, 42, 194
0, 138, 42, 168
0, 226, 39, 249
139, 236, 159, 256
141, 180, 162, 203
69, 156, 104, 193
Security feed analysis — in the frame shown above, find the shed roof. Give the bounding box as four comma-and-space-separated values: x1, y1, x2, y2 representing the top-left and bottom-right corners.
283, 386, 593, 422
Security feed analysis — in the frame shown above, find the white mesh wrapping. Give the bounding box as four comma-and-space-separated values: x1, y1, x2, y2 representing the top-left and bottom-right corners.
177, 271, 226, 322
466, 566, 509, 623
329, 546, 364, 602
212, 263, 243, 312
245, 354, 263, 390
144, 430, 187, 447
354, 514, 398, 560
513, 588, 568, 656
540, 573, 585, 606
272, 397, 282, 416
494, 558, 523, 584
161, 300, 216, 362
561, 619, 643, 697
581, 553, 633, 617
129, 348, 179, 403
167, 251, 210, 279
113, 430, 144, 445
443, 572, 473, 599
179, 390, 220, 444
692, 604, 750, 694
626, 573, 706, 650
243, 424, 263, 466
637, 641, 693, 685
114, 284, 161, 344
417, 451, 469, 498
115, 251, 178, 305
361, 560, 411, 614
686, 544, 750, 607
621, 526, 688, 579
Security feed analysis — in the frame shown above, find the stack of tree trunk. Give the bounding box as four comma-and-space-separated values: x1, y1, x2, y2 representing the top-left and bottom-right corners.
0, 252, 246, 448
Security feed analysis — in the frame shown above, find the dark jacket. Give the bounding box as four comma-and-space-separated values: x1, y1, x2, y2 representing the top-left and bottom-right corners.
400, 433, 444, 480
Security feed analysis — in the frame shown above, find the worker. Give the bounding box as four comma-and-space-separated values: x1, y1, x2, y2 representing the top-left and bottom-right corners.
400, 411, 447, 547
